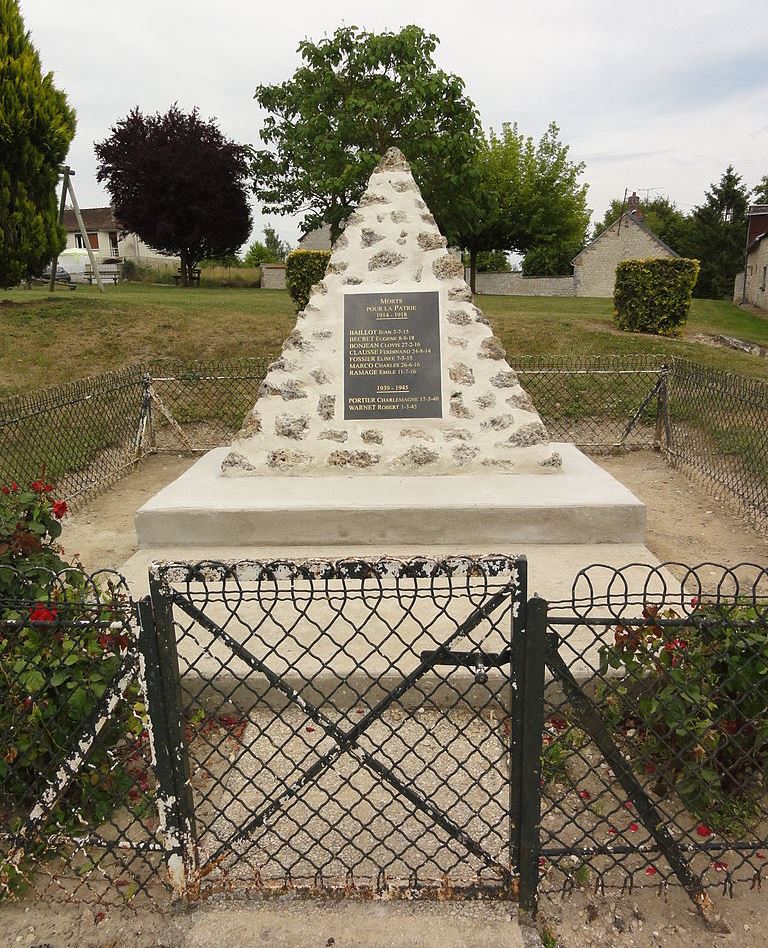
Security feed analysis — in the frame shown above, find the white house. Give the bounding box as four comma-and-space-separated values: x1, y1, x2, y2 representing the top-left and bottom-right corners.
62, 207, 179, 268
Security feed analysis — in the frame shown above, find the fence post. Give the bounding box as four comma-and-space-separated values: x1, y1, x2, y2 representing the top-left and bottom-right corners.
654, 362, 671, 452
517, 596, 547, 917
137, 588, 198, 899
134, 372, 155, 459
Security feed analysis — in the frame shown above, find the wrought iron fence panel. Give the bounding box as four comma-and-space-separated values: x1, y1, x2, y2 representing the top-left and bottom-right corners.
538, 561, 768, 916
143, 556, 527, 901
0, 567, 170, 904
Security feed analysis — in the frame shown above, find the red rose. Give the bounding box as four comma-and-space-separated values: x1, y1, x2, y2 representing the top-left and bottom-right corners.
11, 482, 18, 491
52, 500, 68, 519
1, 486, 8, 495
29, 603, 57, 623
30, 480, 45, 492
43, 484, 54, 493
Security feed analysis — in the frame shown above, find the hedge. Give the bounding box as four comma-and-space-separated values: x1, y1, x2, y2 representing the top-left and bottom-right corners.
613, 258, 700, 336
285, 249, 331, 313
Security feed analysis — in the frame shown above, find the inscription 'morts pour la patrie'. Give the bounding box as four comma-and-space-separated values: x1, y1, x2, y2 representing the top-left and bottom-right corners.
343, 290, 442, 420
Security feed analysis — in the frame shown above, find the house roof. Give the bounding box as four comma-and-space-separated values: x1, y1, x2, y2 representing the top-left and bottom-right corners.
62, 206, 120, 232
571, 212, 678, 265
747, 205, 768, 217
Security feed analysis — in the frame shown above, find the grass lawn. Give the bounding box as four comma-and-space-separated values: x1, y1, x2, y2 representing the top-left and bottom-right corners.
1, 283, 767, 399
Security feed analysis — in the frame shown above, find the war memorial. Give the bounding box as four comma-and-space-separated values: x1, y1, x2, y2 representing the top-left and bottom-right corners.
131, 148, 654, 582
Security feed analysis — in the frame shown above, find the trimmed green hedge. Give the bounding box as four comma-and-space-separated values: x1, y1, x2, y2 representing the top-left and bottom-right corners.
285, 249, 331, 313
614, 258, 700, 336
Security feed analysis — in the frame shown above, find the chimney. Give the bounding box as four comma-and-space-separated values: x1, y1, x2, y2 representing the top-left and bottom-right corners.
626, 191, 644, 221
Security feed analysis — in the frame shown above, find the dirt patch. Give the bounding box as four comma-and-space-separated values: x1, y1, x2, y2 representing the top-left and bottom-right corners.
595, 451, 768, 568
62, 454, 197, 571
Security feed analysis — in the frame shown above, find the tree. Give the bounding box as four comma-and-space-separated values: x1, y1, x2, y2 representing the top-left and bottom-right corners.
753, 176, 768, 205
458, 123, 589, 290
593, 194, 691, 251
685, 166, 751, 298
243, 225, 290, 267
0, 0, 76, 288
95, 105, 252, 285
252, 25, 480, 244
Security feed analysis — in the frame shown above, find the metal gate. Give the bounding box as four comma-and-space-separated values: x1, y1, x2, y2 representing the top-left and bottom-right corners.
137, 555, 551, 905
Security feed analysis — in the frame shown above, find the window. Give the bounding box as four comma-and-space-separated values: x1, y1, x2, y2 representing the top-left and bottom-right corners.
74, 233, 85, 249
75, 232, 100, 250
108, 231, 119, 256
761, 266, 766, 292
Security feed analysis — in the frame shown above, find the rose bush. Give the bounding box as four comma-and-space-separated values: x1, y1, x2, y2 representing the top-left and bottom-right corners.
599, 602, 768, 830
0, 480, 144, 846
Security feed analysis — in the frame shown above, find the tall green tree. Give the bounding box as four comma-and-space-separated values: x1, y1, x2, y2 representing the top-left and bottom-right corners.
593, 194, 691, 251
753, 176, 768, 205
458, 123, 589, 290
0, 0, 75, 288
95, 105, 252, 285
686, 166, 751, 298
252, 25, 481, 244
243, 225, 290, 266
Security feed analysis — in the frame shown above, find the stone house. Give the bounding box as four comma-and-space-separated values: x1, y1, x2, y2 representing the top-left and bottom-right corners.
734, 205, 768, 311
297, 223, 333, 251
570, 196, 678, 297
62, 207, 179, 268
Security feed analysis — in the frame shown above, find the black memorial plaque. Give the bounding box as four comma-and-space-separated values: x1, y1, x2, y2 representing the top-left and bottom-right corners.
343, 291, 442, 420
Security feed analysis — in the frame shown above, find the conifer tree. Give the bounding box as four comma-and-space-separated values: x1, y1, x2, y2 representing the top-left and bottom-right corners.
0, 0, 76, 287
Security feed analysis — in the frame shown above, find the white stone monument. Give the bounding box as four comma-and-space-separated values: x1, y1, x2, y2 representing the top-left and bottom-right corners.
134, 149, 646, 552
221, 148, 560, 478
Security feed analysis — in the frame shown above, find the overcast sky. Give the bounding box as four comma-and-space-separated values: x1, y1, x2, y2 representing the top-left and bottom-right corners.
18, 0, 768, 250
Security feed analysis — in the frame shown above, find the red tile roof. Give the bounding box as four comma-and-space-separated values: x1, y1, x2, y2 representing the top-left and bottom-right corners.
61, 207, 120, 232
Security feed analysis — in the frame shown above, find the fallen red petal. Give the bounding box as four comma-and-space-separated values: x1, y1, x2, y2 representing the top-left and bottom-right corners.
696, 824, 712, 837
629, 822, 639, 832
645, 866, 658, 876
578, 790, 591, 800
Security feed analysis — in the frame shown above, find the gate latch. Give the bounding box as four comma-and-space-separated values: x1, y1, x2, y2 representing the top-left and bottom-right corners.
419, 647, 511, 684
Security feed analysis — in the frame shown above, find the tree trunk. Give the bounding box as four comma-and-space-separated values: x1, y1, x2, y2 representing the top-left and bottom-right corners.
179, 253, 190, 287
469, 248, 478, 296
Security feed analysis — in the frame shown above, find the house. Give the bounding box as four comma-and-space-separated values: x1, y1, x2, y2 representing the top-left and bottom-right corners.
737, 205, 768, 312
571, 194, 678, 297
471, 193, 678, 297
297, 223, 332, 251
62, 207, 179, 268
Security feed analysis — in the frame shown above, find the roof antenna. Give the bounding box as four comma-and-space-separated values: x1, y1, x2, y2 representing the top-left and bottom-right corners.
616, 188, 628, 236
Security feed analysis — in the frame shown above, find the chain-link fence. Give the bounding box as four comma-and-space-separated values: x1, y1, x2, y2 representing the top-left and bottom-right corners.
667, 359, 768, 529
2, 558, 767, 921
0, 566, 170, 904
539, 561, 768, 914
0, 356, 766, 528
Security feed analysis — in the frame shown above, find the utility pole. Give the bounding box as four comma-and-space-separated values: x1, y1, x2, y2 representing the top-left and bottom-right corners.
49, 167, 105, 294
49, 166, 70, 292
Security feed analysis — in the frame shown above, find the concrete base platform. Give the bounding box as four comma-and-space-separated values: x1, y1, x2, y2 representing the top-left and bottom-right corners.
134, 443, 645, 548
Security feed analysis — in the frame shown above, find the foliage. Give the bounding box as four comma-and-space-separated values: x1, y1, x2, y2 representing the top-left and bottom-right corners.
0, 0, 76, 288
599, 603, 768, 829
752, 176, 768, 206
95, 105, 252, 286
461, 249, 511, 273
284, 249, 330, 312
0, 479, 144, 893
199, 254, 242, 269
243, 225, 290, 267
459, 123, 590, 290
684, 166, 751, 299
252, 25, 480, 245
613, 258, 699, 336
593, 195, 691, 251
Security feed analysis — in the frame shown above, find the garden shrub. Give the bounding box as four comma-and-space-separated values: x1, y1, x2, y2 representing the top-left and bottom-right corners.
0, 479, 145, 892
613, 258, 699, 336
599, 601, 768, 830
285, 249, 331, 312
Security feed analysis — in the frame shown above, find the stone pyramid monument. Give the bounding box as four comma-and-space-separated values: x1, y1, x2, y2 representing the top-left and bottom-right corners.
222, 147, 562, 477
